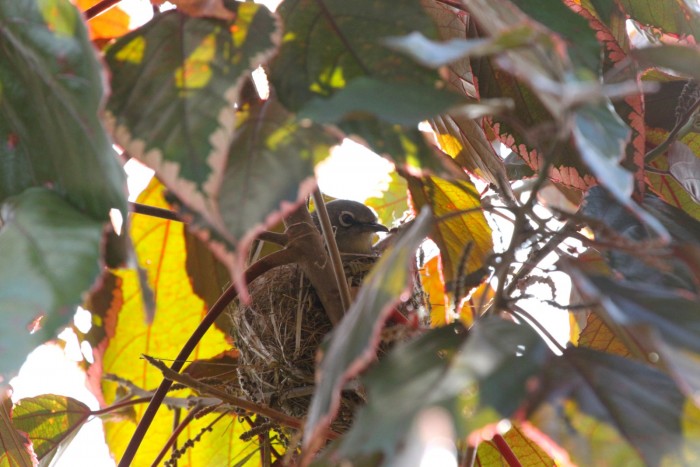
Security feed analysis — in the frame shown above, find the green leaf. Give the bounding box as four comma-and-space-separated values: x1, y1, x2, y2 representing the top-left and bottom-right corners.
331, 319, 549, 461
269, 0, 452, 171
530, 348, 686, 466
383, 26, 540, 69
299, 77, 464, 126
270, 0, 444, 112
0, 188, 103, 380
0, 0, 127, 219
616, 0, 700, 37
573, 103, 632, 202
0, 396, 34, 467
633, 45, 700, 81
303, 208, 433, 452
11, 395, 91, 464
510, 0, 602, 71
218, 98, 337, 243
105, 6, 279, 208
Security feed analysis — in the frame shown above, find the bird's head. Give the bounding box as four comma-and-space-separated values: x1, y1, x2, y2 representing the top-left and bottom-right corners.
311, 200, 388, 254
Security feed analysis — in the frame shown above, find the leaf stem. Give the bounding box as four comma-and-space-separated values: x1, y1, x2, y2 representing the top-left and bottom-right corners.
117, 248, 296, 467
130, 202, 181, 222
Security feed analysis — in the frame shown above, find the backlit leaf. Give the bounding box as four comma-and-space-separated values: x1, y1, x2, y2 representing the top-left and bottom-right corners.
77, 0, 130, 41
634, 45, 700, 81
0, 0, 127, 219
0, 396, 34, 467
364, 170, 409, 226
0, 188, 103, 380
430, 114, 510, 190
91, 180, 240, 465
407, 175, 493, 287
105, 6, 279, 230
11, 395, 91, 464
477, 423, 555, 466
269, 0, 454, 171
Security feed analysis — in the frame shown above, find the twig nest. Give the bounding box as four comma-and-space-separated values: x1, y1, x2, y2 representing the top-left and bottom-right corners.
229, 253, 425, 431
230, 256, 376, 427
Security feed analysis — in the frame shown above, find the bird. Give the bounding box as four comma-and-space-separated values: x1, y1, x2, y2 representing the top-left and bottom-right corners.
310, 199, 388, 255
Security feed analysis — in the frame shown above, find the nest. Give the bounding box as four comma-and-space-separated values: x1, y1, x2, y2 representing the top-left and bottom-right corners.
229, 255, 382, 431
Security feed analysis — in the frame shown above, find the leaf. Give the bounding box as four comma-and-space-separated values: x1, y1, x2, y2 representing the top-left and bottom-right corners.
579, 275, 700, 400
90, 180, 238, 465
407, 175, 493, 287
105, 6, 279, 227
430, 114, 510, 190
578, 313, 631, 357
331, 318, 549, 462
510, 0, 602, 71
477, 423, 555, 466
269, 0, 453, 171
0, 395, 34, 467
383, 27, 539, 69
0, 0, 127, 219
11, 395, 91, 464
572, 103, 632, 202
0, 188, 104, 380
156, 0, 236, 20
299, 77, 464, 126
668, 141, 700, 204
77, 0, 130, 40
217, 98, 336, 244
616, 0, 700, 37
646, 130, 700, 221
528, 347, 686, 466
303, 208, 433, 453
364, 170, 408, 226
634, 45, 700, 81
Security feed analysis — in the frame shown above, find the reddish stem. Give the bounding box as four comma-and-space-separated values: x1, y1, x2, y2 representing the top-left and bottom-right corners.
492, 434, 522, 467
85, 0, 122, 19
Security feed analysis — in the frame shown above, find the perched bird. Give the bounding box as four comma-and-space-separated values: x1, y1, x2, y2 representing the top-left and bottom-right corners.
311, 199, 388, 254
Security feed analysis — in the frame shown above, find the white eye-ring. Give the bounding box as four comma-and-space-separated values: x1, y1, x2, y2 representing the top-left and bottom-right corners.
339, 211, 355, 227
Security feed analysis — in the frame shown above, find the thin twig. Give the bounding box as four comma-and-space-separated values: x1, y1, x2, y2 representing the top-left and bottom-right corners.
511, 304, 565, 353
130, 202, 182, 222
644, 96, 700, 164
312, 188, 352, 312
85, 0, 122, 19
143, 355, 318, 433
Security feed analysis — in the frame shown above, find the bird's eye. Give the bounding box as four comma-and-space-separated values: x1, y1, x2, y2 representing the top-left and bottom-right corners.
339, 211, 355, 227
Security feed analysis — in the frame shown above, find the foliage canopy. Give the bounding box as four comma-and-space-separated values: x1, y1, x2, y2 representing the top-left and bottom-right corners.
2, 0, 700, 465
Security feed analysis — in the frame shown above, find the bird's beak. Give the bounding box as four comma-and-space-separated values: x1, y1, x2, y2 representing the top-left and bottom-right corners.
364, 222, 389, 233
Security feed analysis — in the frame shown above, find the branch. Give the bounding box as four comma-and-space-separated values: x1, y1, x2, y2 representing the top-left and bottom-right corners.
143, 355, 319, 434
130, 202, 181, 222
117, 248, 296, 467
85, 0, 122, 19
283, 202, 345, 325
645, 95, 700, 164
312, 189, 352, 312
